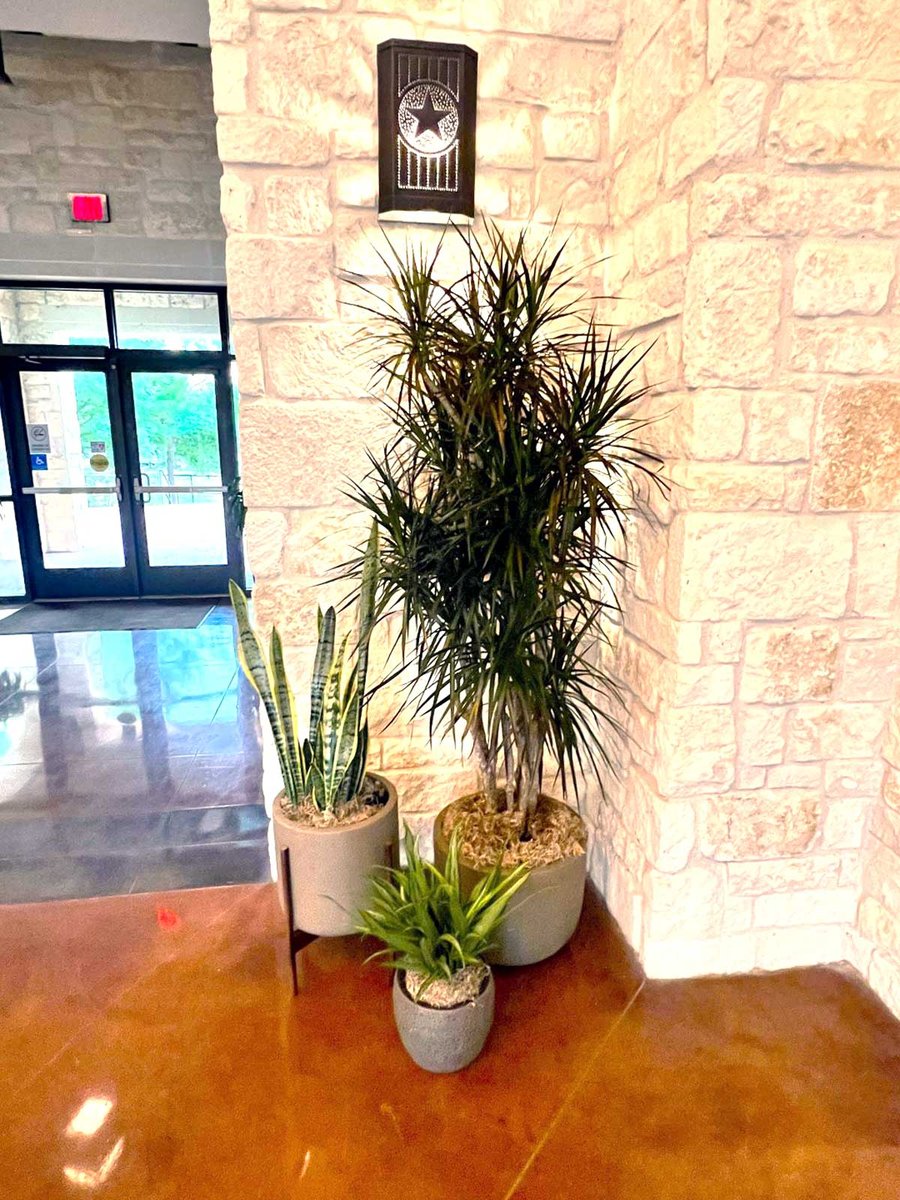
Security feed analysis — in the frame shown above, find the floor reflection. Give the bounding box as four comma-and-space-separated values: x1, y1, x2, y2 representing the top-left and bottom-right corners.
0, 605, 268, 902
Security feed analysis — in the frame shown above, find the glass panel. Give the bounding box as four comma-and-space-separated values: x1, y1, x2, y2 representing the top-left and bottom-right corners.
20, 371, 125, 570
0, 288, 109, 347
114, 291, 222, 351
0, 501, 26, 596
132, 372, 227, 567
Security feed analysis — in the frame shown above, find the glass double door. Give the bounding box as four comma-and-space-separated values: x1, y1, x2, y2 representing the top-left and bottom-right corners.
4, 359, 242, 599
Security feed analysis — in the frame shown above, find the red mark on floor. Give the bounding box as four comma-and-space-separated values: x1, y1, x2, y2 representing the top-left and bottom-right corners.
155, 906, 181, 932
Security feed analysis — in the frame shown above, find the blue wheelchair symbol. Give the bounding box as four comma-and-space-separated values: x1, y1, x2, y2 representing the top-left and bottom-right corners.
30, 453, 48, 471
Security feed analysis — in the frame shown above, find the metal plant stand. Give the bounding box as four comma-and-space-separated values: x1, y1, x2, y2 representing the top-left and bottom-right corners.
281, 846, 317, 995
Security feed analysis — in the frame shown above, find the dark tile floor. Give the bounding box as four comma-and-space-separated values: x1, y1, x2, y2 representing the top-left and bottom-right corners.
0, 605, 269, 903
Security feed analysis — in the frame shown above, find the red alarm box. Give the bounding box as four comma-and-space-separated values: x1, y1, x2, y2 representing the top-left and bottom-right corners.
69, 193, 110, 223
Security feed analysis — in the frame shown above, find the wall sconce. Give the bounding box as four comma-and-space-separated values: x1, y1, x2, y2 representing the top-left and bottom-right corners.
0, 33, 13, 86
377, 38, 477, 224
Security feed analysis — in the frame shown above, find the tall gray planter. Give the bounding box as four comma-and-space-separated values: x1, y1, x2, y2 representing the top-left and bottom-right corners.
433, 795, 587, 966
392, 969, 495, 1073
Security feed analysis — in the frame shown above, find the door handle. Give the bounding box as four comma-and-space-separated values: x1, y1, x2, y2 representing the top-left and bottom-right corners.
115, 475, 123, 503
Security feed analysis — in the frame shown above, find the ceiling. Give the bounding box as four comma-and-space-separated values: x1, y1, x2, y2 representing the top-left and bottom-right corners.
0, 0, 211, 47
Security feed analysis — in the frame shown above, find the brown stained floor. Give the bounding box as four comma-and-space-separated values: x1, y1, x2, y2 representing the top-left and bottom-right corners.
1, 884, 898, 1199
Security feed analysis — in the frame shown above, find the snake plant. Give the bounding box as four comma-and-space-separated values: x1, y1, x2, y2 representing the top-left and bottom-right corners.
229, 523, 379, 815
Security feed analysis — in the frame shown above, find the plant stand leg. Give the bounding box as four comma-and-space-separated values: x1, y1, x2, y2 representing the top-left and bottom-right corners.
281, 846, 316, 996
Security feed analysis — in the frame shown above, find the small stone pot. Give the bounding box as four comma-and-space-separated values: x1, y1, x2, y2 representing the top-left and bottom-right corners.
273, 773, 399, 937
433, 794, 588, 967
392, 969, 495, 1073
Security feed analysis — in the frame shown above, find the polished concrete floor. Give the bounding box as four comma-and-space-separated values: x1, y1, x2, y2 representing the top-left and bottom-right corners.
0, 606, 268, 903
1, 885, 898, 1198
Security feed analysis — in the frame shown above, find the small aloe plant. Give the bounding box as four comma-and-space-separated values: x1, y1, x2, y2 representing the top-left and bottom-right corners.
229, 524, 379, 815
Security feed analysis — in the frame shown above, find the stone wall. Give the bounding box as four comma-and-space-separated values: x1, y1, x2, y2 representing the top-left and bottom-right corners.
210, 0, 621, 833
591, 0, 900, 1013
211, 0, 900, 1015
0, 34, 224, 282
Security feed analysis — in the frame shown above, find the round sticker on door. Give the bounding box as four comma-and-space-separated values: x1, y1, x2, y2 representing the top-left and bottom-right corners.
89, 452, 110, 472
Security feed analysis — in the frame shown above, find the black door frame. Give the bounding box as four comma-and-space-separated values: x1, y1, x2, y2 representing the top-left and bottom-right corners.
0, 282, 242, 604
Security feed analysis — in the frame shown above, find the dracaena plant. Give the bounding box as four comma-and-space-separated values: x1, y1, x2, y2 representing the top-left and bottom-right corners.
347, 222, 664, 834
358, 825, 528, 994
230, 524, 379, 815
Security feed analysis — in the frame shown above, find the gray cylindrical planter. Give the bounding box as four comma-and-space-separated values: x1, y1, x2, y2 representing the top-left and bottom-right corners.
392, 969, 495, 1073
433, 795, 587, 967
273, 773, 398, 937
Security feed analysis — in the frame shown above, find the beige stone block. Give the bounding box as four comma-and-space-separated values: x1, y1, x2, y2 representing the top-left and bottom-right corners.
542, 112, 603, 162
683, 242, 781, 387
822, 796, 873, 850
671, 390, 745, 462
262, 175, 332, 236
335, 162, 377, 209
334, 116, 378, 159
631, 198, 688, 275
250, 577, 319, 646
739, 705, 786, 767
745, 392, 814, 463
754, 886, 858, 929
668, 514, 852, 621
868, 949, 900, 1019
854, 516, 900, 619
692, 173, 900, 239
479, 37, 614, 112
794, 241, 894, 318
655, 704, 736, 796
210, 44, 248, 116
208, 0, 252, 44
619, 261, 686, 328
465, 0, 619, 40
736, 766, 767, 789
231, 322, 264, 396
667, 662, 735, 707
714, 0, 900, 80
216, 115, 329, 166
861, 839, 900, 910
219, 172, 256, 234
704, 621, 744, 664
255, 14, 374, 120
624, 597, 703, 665
766, 762, 822, 789
826, 758, 885, 798
262, 323, 369, 400
788, 703, 887, 762
840, 637, 900, 703
611, 138, 661, 223
476, 102, 534, 170
858, 896, 900, 958
741, 625, 838, 704
282, 507, 370, 579
769, 82, 900, 167
883, 765, 900, 812
239, 398, 380, 508
227, 237, 337, 320
361, 0, 456, 19
642, 934, 756, 979
534, 164, 606, 227
645, 865, 725, 941
671, 462, 787, 512
244, 508, 287, 578
871, 803, 900, 855
665, 78, 768, 189
727, 853, 844, 897
810, 383, 900, 511
700, 789, 821, 861
755, 924, 845, 970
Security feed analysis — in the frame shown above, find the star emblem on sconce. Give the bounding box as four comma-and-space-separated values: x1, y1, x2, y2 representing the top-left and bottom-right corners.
409, 90, 451, 139
396, 79, 460, 155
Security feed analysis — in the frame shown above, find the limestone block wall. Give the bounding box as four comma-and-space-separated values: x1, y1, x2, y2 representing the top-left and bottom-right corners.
209, 0, 621, 836
0, 34, 224, 282
591, 0, 900, 1013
